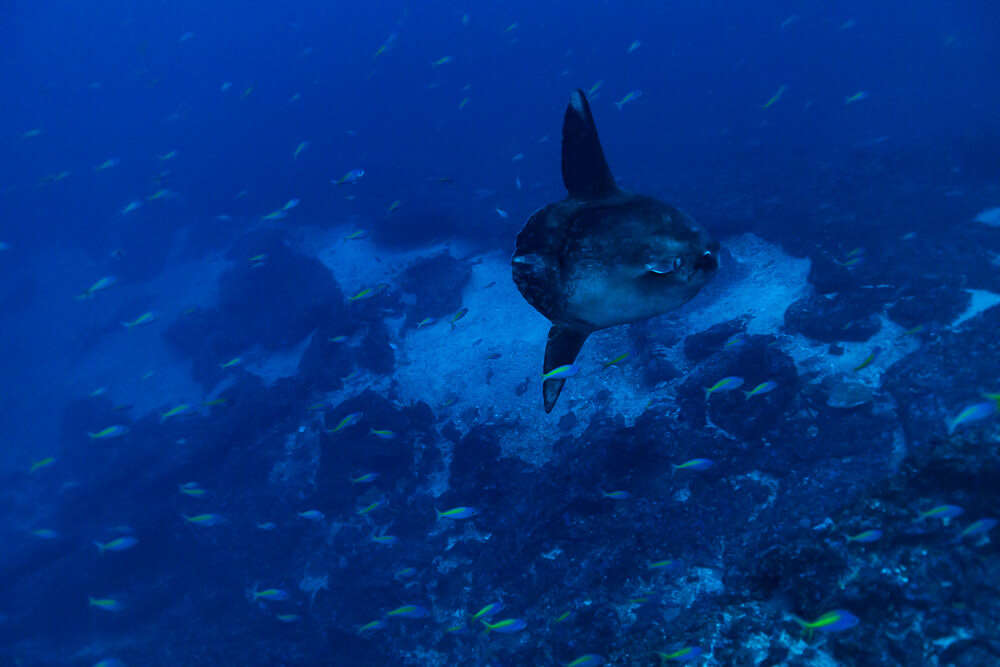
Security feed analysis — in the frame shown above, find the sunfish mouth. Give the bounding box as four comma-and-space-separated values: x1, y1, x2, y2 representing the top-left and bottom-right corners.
645, 258, 682, 274
645, 249, 718, 276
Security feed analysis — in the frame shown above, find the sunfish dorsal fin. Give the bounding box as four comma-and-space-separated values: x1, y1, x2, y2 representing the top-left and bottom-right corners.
542, 325, 590, 413
561, 89, 617, 200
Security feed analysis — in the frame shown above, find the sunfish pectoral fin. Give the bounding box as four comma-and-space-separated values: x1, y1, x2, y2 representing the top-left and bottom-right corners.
542, 325, 590, 413
561, 89, 617, 200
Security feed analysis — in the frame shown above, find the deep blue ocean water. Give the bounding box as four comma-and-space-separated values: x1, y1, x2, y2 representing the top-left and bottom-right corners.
3, 1, 1000, 665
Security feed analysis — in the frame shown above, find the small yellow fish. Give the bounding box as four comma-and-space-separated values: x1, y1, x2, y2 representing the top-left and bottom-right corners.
122, 312, 156, 329
94, 158, 120, 171
347, 287, 375, 301
387, 200, 402, 214
160, 403, 190, 422
844, 91, 869, 105
219, 357, 242, 369
39, 170, 71, 185
77, 276, 117, 299
762, 84, 788, 109
157, 150, 178, 161
293, 141, 309, 159
179, 482, 206, 497
431, 56, 454, 67
30, 457, 56, 473
615, 90, 642, 110
88, 425, 129, 439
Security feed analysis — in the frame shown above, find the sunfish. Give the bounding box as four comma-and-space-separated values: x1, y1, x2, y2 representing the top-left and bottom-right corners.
512, 89, 719, 412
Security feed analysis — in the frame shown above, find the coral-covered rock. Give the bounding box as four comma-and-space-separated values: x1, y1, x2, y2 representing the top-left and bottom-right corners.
783, 292, 885, 343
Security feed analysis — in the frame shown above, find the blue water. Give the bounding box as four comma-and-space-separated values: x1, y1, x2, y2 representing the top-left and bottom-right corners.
3, 1, 1000, 665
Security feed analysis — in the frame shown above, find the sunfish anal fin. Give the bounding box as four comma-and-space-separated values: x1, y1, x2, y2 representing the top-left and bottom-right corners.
542, 325, 590, 413
561, 89, 617, 200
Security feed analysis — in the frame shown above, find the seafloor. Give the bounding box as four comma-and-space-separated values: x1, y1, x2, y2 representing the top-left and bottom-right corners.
3, 155, 1000, 666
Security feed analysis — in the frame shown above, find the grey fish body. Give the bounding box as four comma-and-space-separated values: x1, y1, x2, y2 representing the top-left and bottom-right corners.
512, 90, 719, 412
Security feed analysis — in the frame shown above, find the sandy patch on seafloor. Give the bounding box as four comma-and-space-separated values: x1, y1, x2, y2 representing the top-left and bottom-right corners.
391, 234, 825, 463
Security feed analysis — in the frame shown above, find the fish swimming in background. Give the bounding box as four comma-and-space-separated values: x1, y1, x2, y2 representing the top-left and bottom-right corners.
357, 501, 381, 516
435, 506, 478, 520
655, 647, 703, 662
94, 536, 138, 554
358, 619, 387, 633
744, 381, 778, 399
673, 458, 714, 472
542, 364, 578, 381
88, 425, 129, 439
512, 90, 718, 412
916, 505, 963, 521
252, 587, 289, 601
614, 89, 642, 110
30, 457, 56, 473
846, 529, 882, 543
333, 168, 365, 185
705, 376, 744, 398
789, 609, 859, 638
77, 276, 117, 299
183, 513, 225, 526
328, 412, 362, 433
844, 91, 869, 105
602, 352, 629, 368
958, 518, 998, 540
179, 482, 206, 497
88, 597, 124, 612
121, 312, 156, 329
160, 404, 190, 422
761, 84, 787, 109
386, 605, 429, 619
853, 348, 879, 371
946, 398, 999, 434
450, 307, 469, 329
481, 618, 526, 633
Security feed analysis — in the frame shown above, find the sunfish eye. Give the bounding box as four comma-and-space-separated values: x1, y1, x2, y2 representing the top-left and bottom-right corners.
694, 249, 718, 272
